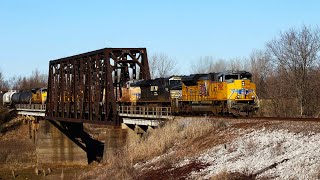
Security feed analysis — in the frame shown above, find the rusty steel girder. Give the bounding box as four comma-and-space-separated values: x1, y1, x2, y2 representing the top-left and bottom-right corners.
45, 48, 150, 125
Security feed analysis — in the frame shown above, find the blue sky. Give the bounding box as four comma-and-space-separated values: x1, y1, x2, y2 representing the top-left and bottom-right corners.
0, 0, 319, 79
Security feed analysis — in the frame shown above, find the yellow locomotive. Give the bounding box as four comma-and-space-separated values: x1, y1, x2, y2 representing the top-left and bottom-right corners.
31, 88, 47, 104
121, 71, 259, 116
178, 71, 259, 115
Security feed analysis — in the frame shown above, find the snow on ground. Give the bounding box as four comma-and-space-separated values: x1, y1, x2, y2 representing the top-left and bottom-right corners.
189, 128, 320, 179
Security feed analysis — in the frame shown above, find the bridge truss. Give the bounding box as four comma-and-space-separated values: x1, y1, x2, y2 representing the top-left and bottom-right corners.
46, 48, 151, 125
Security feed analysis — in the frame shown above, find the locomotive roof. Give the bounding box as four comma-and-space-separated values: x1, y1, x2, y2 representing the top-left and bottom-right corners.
217, 70, 252, 76
181, 73, 216, 86
130, 77, 170, 87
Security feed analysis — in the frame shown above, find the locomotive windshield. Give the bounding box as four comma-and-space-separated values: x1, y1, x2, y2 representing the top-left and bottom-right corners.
225, 75, 239, 80
169, 80, 180, 86
240, 73, 252, 80
218, 71, 253, 82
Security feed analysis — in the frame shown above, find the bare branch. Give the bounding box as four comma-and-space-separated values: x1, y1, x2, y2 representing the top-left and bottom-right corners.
149, 53, 178, 78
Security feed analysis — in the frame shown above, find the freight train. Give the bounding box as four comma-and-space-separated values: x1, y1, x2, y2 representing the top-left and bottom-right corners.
2, 88, 47, 107
120, 71, 259, 116
2, 71, 259, 116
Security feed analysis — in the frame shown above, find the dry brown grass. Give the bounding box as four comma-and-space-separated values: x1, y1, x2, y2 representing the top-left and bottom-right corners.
126, 117, 226, 164
0, 106, 14, 131
80, 117, 228, 179
0, 117, 36, 170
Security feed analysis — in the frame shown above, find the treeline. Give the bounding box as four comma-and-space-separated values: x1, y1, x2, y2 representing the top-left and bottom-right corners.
191, 25, 320, 117
0, 69, 47, 92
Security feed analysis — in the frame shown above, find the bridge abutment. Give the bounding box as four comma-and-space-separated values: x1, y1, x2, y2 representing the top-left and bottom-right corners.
36, 120, 88, 167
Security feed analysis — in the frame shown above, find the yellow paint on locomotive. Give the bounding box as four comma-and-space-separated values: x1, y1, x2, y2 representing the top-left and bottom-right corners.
181, 80, 228, 102
181, 74, 259, 115
31, 88, 47, 104
182, 79, 257, 102
226, 79, 257, 101
121, 87, 141, 104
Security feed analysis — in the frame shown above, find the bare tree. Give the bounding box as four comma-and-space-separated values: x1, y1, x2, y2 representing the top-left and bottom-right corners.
228, 57, 249, 72
249, 49, 273, 98
191, 56, 213, 74
149, 53, 178, 78
191, 56, 227, 74
0, 70, 9, 92
149, 54, 158, 79
29, 69, 47, 88
210, 59, 227, 72
7, 69, 48, 90
266, 25, 320, 116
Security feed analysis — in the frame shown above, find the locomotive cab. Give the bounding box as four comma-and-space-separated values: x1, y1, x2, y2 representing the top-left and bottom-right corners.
219, 71, 259, 115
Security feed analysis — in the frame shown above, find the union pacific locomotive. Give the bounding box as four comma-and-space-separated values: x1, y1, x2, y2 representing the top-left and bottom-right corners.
120, 71, 259, 116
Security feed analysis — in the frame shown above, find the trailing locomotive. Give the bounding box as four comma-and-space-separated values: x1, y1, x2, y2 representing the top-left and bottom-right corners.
134, 76, 181, 105
121, 71, 259, 116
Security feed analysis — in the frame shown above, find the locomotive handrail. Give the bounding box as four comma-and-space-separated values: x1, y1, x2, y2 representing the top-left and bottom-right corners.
252, 91, 260, 108
118, 105, 172, 119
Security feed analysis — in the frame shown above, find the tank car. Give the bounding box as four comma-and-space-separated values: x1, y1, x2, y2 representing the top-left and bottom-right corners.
2, 90, 17, 107
11, 91, 33, 105
19, 91, 33, 104
11, 92, 21, 104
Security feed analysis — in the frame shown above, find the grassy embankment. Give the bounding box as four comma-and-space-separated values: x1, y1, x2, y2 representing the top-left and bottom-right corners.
80, 117, 241, 179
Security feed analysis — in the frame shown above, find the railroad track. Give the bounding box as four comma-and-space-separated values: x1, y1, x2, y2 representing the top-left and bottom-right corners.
239, 116, 320, 122
177, 115, 320, 122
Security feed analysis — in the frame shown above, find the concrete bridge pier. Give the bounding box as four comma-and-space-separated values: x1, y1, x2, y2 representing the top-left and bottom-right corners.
103, 126, 128, 163
36, 120, 88, 167
35, 119, 146, 167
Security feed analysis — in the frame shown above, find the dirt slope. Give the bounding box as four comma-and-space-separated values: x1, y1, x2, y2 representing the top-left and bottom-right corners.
80, 117, 320, 180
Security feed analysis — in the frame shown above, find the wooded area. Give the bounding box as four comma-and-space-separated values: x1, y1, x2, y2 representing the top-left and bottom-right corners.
0, 69, 47, 92
189, 25, 320, 117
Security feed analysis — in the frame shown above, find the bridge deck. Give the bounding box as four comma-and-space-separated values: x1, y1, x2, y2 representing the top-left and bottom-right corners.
16, 104, 172, 126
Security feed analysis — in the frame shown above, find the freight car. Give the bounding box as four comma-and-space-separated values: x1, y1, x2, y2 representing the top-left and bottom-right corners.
2, 90, 17, 107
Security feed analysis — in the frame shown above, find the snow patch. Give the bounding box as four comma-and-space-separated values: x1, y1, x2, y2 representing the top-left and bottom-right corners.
188, 129, 320, 179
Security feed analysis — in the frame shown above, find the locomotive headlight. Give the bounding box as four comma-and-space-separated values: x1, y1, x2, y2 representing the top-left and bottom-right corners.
242, 81, 245, 86
251, 96, 255, 99
237, 95, 240, 99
